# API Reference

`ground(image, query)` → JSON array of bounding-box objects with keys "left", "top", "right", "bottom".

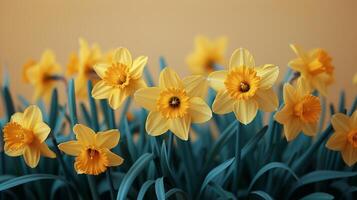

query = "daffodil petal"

[
  {"left": 92, "top": 80, "right": 113, "bottom": 99},
  {"left": 326, "top": 132, "right": 348, "bottom": 151},
  {"left": 40, "top": 143, "right": 56, "bottom": 158},
  {"left": 256, "top": 64, "right": 279, "bottom": 89},
  {"left": 233, "top": 99, "right": 258, "bottom": 125},
  {"left": 159, "top": 67, "right": 183, "bottom": 89},
  {"left": 229, "top": 48, "right": 255, "bottom": 69},
  {"left": 353, "top": 73, "right": 357, "bottom": 85},
  {"left": 109, "top": 89, "right": 127, "bottom": 109},
  {"left": 212, "top": 90, "right": 235, "bottom": 114},
  {"left": 274, "top": 106, "right": 293, "bottom": 124},
  {"left": 114, "top": 47, "right": 132, "bottom": 66},
  {"left": 10, "top": 112, "right": 24, "bottom": 124},
  {"left": 255, "top": 88, "right": 278, "bottom": 112},
  {"left": 289, "top": 59, "right": 305, "bottom": 72},
  {"left": 134, "top": 87, "right": 160, "bottom": 111},
  {"left": 33, "top": 122, "right": 51, "bottom": 143},
  {"left": 351, "top": 110, "right": 357, "bottom": 128},
  {"left": 283, "top": 83, "right": 296, "bottom": 103},
  {"left": 208, "top": 70, "right": 227, "bottom": 91},
  {"left": 311, "top": 74, "right": 328, "bottom": 96},
  {"left": 58, "top": 141, "right": 82, "bottom": 156},
  {"left": 145, "top": 111, "right": 169, "bottom": 136},
  {"left": 188, "top": 97, "right": 212, "bottom": 123},
  {"left": 130, "top": 56, "right": 148, "bottom": 79},
  {"left": 94, "top": 63, "right": 110, "bottom": 79},
  {"left": 341, "top": 144, "right": 357, "bottom": 167},
  {"left": 297, "top": 77, "right": 311, "bottom": 95},
  {"left": 73, "top": 124, "right": 96, "bottom": 146},
  {"left": 23, "top": 147, "right": 40, "bottom": 168},
  {"left": 169, "top": 116, "right": 191, "bottom": 141},
  {"left": 331, "top": 113, "right": 351, "bottom": 133},
  {"left": 4, "top": 143, "right": 24, "bottom": 156},
  {"left": 23, "top": 105, "right": 43, "bottom": 129},
  {"left": 183, "top": 75, "right": 208, "bottom": 98},
  {"left": 290, "top": 44, "right": 307, "bottom": 60},
  {"left": 96, "top": 129, "right": 120, "bottom": 149},
  {"left": 302, "top": 122, "right": 318, "bottom": 136},
  {"left": 284, "top": 119, "right": 301, "bottom": 141},
  {"left": 104, "top": 149, "right": 124, "bottom": 166}
]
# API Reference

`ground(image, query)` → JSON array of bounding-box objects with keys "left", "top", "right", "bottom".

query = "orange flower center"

[
  {"left": 293, "top": 95, "right": 321, "bottom": 123},
  {"left": 347, "top": 131, "right": 357, "bottom": 148},
  {"left": 3, "top": 122, "right": 36, "bottom": 152},
  {"left": 103, "top": 63, "right": 130, "bottom": 88},
  {"left": 224, "top": 66, "right": 260, "bottom": 100},
  {"left": 204, "top": 58, "right": 215, "bottom": 72},
  {"left": 308, "top": 49, "right": 334, "bottom": 76},
  {"left": 157, "top": 88, "right": 190, "bottom": 119},
  {"left": 75, "top": 147, "right": 109, "bottom": 175}
]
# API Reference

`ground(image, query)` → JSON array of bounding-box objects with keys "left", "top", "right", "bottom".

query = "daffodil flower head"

[
  {"left": 326, "top": 110, "right": 357, "bottom": 166},
  {"left": 187, "top": 36, "right": 227, "bottom": 75},
  {"left": 275, "top": 77, "right": 322, "bottom": 141},
  {"left": 2, "top": 105, "right": 56, "bottom": 168},
  {"left": 91, "top": 47, "right": 148, "bottom": 109},
  {"left": 289, "top": 44, "right": 334, "bottom": 96},
  {"left": 22, "top": 59, "right": 37, "bottom": 83},
  {"left": 58, "top": 124, "right": 124, "bottom": 175},
  {"left": 134, "top": 67, "right": 212, "bottom": 140},
  {"left": 208, "top": 48, "right": 279, "bottom": 125}
]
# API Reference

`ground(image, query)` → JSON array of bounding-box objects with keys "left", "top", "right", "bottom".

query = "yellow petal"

[
  {"left": 96, "top": 129, "right": 120, "bottom": 149},
  {"left": 33, "top": 122, "right": 51, "bottom": 143},
  {"left": 289, "top": 59, "right": 305, "bottom": 72},
  {"left": 145, "top": 111, "right": 169, "bottom": 136},
  {"left": 351, "top": 110, "right": 357, "bottom": 128},
  {"left": 208, "top": 70, "right": 227, "bottom": 91},
  {"left": 114, "top": 47, "right": 132, "bottom": 67},
  {"left": 58, "top": 141, "right": 82, "bottom": 156},
  {"left": 104, "top": 149, "right": 124, "bottom": 166},
  {"left": 23, "top": 105, "right": 43, "bottom": 129},
  {"left": 4, "top": 143, "right": 25, "bottom": 156},
  {"left": 109, "top": 89, "right": 127, "bottom": 109},
  {"left": 326, "top": 132, "right": 348, "bottom": 151},
  {"left": 169, "top": 116, "right": 191, "bottom": 141},
  {"left": 233, "top": 99, "right": 258, "bottom": 125},
  {"left": 188, "top": 97, "right": 212, "bottom": 123},
  {"left": 341, "top": 144, "right": 357, "bottom": 167},
  {"left": 274, "top": 105, "right": 293, "bottom": 124},
  {"left": 93, "top": 63, "right": 110, "bottom": 79},
  {"left": 212, "top": 90, "right": 235, "bottom": 114},
  {"left": 229, "top": 48, "right": 255, "bottom": 69},
  {"left": 256, "top": 64, "right": 279, "bottom": 89},
  {"left": 40, "top": 143, "right": 56, "bottom": 158},
  {"left": 302, "top": 122, "right": 318, "bottom": 136},
  {"left": 283, "top": 84, "right": 296, "bottom": 104},
  {"left": 353, "top": 73, "right": 357, "bottom": 85},
  {"left": 92, "top": 80, "right": 113, "bottom": 99},
  {"left": 159, "top": 67, "right": 183, "bottom": 89},
  {"left": 254, "top": 88, "right": 278, "bottom": 112},
  {"left": 183, "top": 75, "right": 208, "bottom": 98},
  {"left": 310, "top": 74, "right": 328, "bottom": 96},
  {"left": 296, "top": 76, "right": 311, "bottom": 95},
  {"left": 130, "top": 56, "right": 148, "bottom": 79},
  {"left": 284, "top": 119, "right": 302, "bottom": 141},
  {"left": 290, "top": 44, "right": 307, "bottom": 60},
  {"left": 134, "top": 87, "right": 161, "bottom": 111},
  {"left": 10, "top": 112, "right": 24, "bottom": 124},
  {"left": 331, "top": 113, "right": 351, "bottom": 133},
  {"left": 23, "top": 147, "right": 40, "bottom": 168},
  {"left": 73, "top": 124, "right": 96, "bottom": 146}
]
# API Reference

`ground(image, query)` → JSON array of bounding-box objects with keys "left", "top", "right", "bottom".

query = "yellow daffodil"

[
  {"left": 326, "top": 111, "right": 357, "bottom": 166},
  {"left": 66, "top": 52, "right": 79, "bottom": 76},
  {"left": 134, "top": 67, "right": 212, "bottom": 140},
  {"left": 25, "top": 50, "right": 62, "bottom": 101},
  {"left": 22, "top": 59, "right": 37, "bottom": 83},
  {"left": 187, "top": 36, "right": 227, "bottom": 75},
  {"left": 275, "top": 78, "right": 322, "bottom": 141},
  {"left": 353, "top": 73, "right": 357, "bottom": 85},
  {"left": 2, "top": 105, "right": 56, "bottom": 168},
  {"left": 208, "top": 48, "right": 279, "bottom": 125},
  {"left": 289, "top": 44, "right": 334, "bottom": 96},
  {"left": 91, "top": 47, "right": 148, "bottom": 109},
  {"left": 58, "top": 124, "right": 123, "bottom": 175}
]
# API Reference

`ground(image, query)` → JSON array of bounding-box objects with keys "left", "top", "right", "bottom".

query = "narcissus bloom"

[
  {"left": 2, "top": 105, "right": 56, "bottom": 168},
  {"left": 91, "top": 47, "right": 148, "bottom": 109},
  {"left": 208, "top": 48, "right": 279, "bottom": 125},
  {"left": 58, "top": 124, "right": 124, "bottom": 175},
  {"left": 22, "top": 59, "right": 37, "bottom": 83},
  {"left": 289, "top": 44, "right": 334, "bottom": 96},
  {"left": 187, "top": 36, "right": 227, "bottom": 75},
  {"left": 275, "top": 78, "right": 322, "bottom": 141},
  {"left": 326, "top": 111, "right": 357, "bottom": 166},
  {"left": 25, "top": 50, "right": 62, "bottom": 101},
  {"left": 134, "top": 67, "right": 212, "bottom": 140}
]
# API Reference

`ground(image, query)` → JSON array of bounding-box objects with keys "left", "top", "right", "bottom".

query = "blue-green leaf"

[
  {"left": 0, "top": 174, "right": 69, "bottom": 191},
  {"left": 299, "top": 192, "right": 334, "bottom": 200},
  {"left": 250, "top": 190, "right": 274, "bottom": 200},
  {"left": 165, "top": 188, "right": 188, "bottom": 199},
  {"left": 137, "top": 180, "right": 155, "bottom": 200},
  {"left": 155, "top": 177, "right": 165, "bottom": 200}
]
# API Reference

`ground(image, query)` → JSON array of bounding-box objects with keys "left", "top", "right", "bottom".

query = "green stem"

[{"left": 87, "top": 175, "right": 99, "bottom": 200}]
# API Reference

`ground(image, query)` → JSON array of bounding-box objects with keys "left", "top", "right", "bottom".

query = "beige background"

[{"left": 1, "top": 0, "right": 357, "bottom": 113}]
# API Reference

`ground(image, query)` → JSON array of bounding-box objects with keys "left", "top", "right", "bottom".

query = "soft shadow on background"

[{"left": 1, "top": 0, "right": 356, "bottom": 111}]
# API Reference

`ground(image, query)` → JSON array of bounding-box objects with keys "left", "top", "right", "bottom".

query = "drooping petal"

[
  {"left": 23, "top": 147, "right": 40, "bottom": 168},
  {"left": 145, "top": 111, "right": 169, "bottom": 136},
  {"left": 108, "top": 89, "right": 127, "bottom": 109},
  {"left": 256, "top": 64, "right": 279, "bottom": 89},
  {"left": 229, "top": 48, "right": 255, "bottom": 69},
  {"left": 58, "top": 141, "right": 82, "bottom": 156},
  {"left": 341, "top": 144, "right": 357, "bottom": 167},
  {"left": 212, "top": 90, "right": 235, "bottom": 114},
  {"left": 188, "top": 97, "right": 212, "bottom": 123},
  {"left": 183, "top": 75, "right": 208, "bottom": 98},
  {"left": 254, "top": 88, "right": 278, "bottom": 112},
  {"left": 40, "top": 143, "right": 56, "bottom": 158},
  {"left": 73, "top": 124, "right": 96, "bottom": 146},
  {"left": 33, "top": 122, "right": 51, "bottom": 143},
  {"left": 159, "top": 67, "right": 183, "bottom": 89},
  {"left": 208, "top": 70, "right": 227, "bottom": 91},
  {"left": 10, "top": 112, "right": 24, "bottom": 124},
  {"left": 233, "top": 99, "right": 258, "bottom": 125},
  {"left": 96, "top": 129, "right": 120, "bottom": 149},
  {"left": 169, "top": 116, "right": 191, "bottom": 141},
  {"left": 331, "top": 113, "right": 351, "bottom": 133},
  {"left": 93, "top": 63, "right": 110, "bottom": 79},
  {"left": 114, "top": 47, "right": 132, "bottom": 67},
  {"left": 92, "top": 80, "right": 113, "bottom": 99},
  {"left": 302, "top": 122, "right": 318, "bottom": 136},
  {"left": 284, "top": 119, "right": 302, "bottom": 141},
  {"left": 23, "top": 105, "right": 43, "bottom": 130},
  {"left": 134, "top": 87, "right": 161, "bottom": 111},
  {"left": 283, "top": 84, "right": 296, "bottom": 104},
  {"left": 326, "top": 132, "right": 348, "bottom": 151},
  {"left": 130, "top": 56, "right": 148, "bottom": 79},
  {"left": 104, "top": 149, "right": 124, "bottom": 166}
]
